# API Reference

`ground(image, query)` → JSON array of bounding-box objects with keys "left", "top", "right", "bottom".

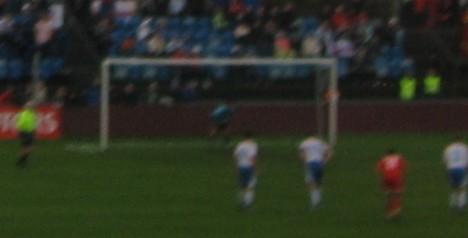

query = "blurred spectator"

[
  {"left": 399, "top": 71, "right": 417, "bottom": 101},
  {"left": 301, "top": 33, "right": 322, "bottom": 57},
  {"left": 93, "top": 17, "right": 114, "bottom": 56},
  {"left": 213, "top": 7, "right": 228, "bottom": 30},
  {"left": 181, "top": 80, "right": 199, "bottom": 102},
  {"left": 165, "top": 35, "right": 184, "bottom": 55},
  {"left": 33, "top": 81, "right": 48, "bottom": 104},
  {"left": 277, "top": 1, "right": 296, "bottom": 31},
  {"left": 228, "top": 0, "right": 246, "bottom": 19},
  {"left": 333, "top": 32, "right": 356, "bottom": 77},
  {"left": 115, "top": 0, "right": 137, "bottom": 17},
  {"left": 51, "top": 86, "right": 68, "bottom": 106},
  {"left": 137, "top": 17, "right": 153, "bottom": 41},
  {"left": 274, "top": 31, "right": 294, "bottom": 58},
  {"left": 0, "top": 14, "right": 14, "bottom": 43},
  {"left": 234, "top": 22, "right": 252, "bottom": 46},
  {"left": 147, "top": 33, "right": 166, "bottom": 56},
  {"left": 330, "top": 5, "right": 351, "bottom": 31},
  {"left": 315, "top": 21, "right": 335, "bottom": 56},
  {"left": 49, "top": 0, "right": 64, "bottom": 29},
  {"left": 120, "top": 36, "right": 136, "bottom": 55},
  {"left": 168, "top": 0, "right": 187, "bottom": 16},
  {"left": 35, "top": 13, "right": 55, "bottom": 55},
  {"left": 423, "top": 67, "right": 442, "bottom": 98},
  {"left": 120, "top": 82, "right": 139, "bottom": 105},
  {"left": 141, "top": 82, "right": 160, "bottom": 105}
]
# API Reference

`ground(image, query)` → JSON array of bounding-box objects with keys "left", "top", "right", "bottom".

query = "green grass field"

[{"left": 0, "top": 133, "right": 467, "bottom": 237}]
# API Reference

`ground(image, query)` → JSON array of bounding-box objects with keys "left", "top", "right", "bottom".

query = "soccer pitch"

[{"left": 0, "top": 133, "right": 467, "bottom": 237}]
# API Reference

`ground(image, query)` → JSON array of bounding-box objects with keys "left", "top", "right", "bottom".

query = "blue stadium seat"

[
  {"left": 168, "top": 18, "right": 183, "bottom": 30},
  {"left": 296, "top": 65, "right": 313, "bottom": 78},
  {"left": 389, "top": 46, "right": 404, "bottom": 60},
  {"left": 304, "top": 18, "right": 319, "bottom": 32},
  {"left": 113, "top": 65, "right": 130, "bottom": 80},
  {"left": 129, "top": 65, "right": 143, "bottom": 80},
  {"left": 216, "top": 44, "right": 232, "bottom": 57},
  {"left": 142, "top": 65, "right": 158, "bottom": 79},
  {"left": 374, "top": 56, "right": 389, "bottom": 79},
  {"left": 387, "top": 59, "right": 403, "bottom": 78},
  {"left": 134, "top": 42, "right": 148, "bottom": 55},
  {"left": 195, "top": 17, "right": 212, "bottom": 29},
  {"left": 183, "top": 17, "right": 196, "bottom": 28},
  {"left": 211, "top": 66, "right": 229, "bottom": 79},
  {"left": 7, "top": 59, "right": 24, "bottom": 80},
  {"left": 40, "top": 58, "right": 54, "bottom": 79},
  {"left": 337, "top": 58, "right": 350, "bottom": 78}
]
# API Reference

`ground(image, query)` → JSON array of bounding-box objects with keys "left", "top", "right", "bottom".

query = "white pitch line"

[{"left": 65, "top": 140, "right": 298, "bottom": 153}]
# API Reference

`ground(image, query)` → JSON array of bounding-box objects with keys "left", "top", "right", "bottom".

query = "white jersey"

[
  {"left": 444, "top": 142, "right": 468, "bottom": 170},
  {"left": 299, "top": 137, "right": 329, "bottom": 163},
  {"left": 234, "top": 140, "right": 258, "bottom": 168}
]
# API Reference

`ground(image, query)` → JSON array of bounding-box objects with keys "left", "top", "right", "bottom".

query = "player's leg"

[
  {"left": 16, "top": 132, "right": 35, "bottom": 169},
  {"left": 239, "top": 168, "right": 256, "bottom": 209},
  {"left": 386, "top": 192, "right": 403, "bottom": 219},
  {"left": 307, "top": 162, "right": 323, "bottom": 210},
  {"left": 384, "top": 179, "right": 403, "bottom": 219},
  {"left": 449, "top": 169, "right": 466, "bottom": 210}
]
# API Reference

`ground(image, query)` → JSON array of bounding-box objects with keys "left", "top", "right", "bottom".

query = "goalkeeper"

[
  {"left": 209, "top": 101, "right": 234, "bottom": 145},
  {"left": 15, "top": 101, "right": 38, "bottom": 169}
]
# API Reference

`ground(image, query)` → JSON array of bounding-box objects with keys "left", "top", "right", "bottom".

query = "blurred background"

[{"left": 0, "top": 0, "right": 467, "bottom": 106}]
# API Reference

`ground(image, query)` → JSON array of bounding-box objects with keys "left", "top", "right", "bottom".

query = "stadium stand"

[{"left": 1, "top": 0, "right": 468, "bottom": 106}]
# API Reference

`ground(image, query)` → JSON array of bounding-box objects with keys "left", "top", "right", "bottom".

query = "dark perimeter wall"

[{"left": 63, "top": 101, "right": 468, "bottom": 138}]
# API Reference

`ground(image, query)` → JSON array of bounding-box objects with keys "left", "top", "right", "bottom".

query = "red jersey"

[{"left": 376, "top": 154, "right": 407, "bottom": 180}]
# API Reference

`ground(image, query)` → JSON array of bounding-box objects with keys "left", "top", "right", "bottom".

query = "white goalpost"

[{"left": 100, "top": 58, "right": 339, "bottom": 151}]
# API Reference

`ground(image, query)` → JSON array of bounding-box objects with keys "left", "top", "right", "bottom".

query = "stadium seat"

[
  {"left": 129, "top": 65, "right": 143, "bottom": 80},
  {"left": 113, "top": 65, "right": 130, "bottom": 80},
  {"left": 142, "top": 65, "right": 158, "bottom": 79},
  {"left": 374, "top": 56, "right": 389, "bottom": 79},
  {"left": 304, "top": 18, "right": 319, "bottom": 32},
  {"left": 168, "top": 18, "right": 183, "bottom": 30},
  {"left": 7, "top": 59, "right": 24, "bottom": 80},
  {"left": 40, "top": 58, "right": 54, "bottom": 79},
  {"left": 183, "top": 17, "right": 196, "bottom": 28},
  {"left": 195, "top": 17, "right": 212, "bottom": 29},
  {"left": 296, "top": 65, "right": 313, "bottom": 78}
]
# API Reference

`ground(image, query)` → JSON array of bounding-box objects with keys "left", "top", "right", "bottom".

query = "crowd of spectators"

[{"left": 3, "top": 0, "right": 465, "bottom": 106}]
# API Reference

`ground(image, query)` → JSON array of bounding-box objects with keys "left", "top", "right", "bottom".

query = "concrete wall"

[{"left": 63, "top": 101, "right": 468, "bottom": 137}]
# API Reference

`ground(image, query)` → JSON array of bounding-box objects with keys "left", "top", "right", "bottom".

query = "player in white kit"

[
  {"left": 233, "top": 132, "right": 258, "bottom": 210},
  {"left": 299, "top": 135, "right": 332, "bottom": 211},
  {"left": 443, "top": 136, "right": 468, "bottom": 211}
]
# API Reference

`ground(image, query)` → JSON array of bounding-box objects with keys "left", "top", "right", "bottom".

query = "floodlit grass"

[{"left": 0, "top": 133, "right": 467, "bottom": 237}]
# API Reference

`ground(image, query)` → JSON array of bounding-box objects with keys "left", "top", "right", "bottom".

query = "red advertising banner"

[{"left": 0, "top": 105, "right": 62, "bottom": 140}]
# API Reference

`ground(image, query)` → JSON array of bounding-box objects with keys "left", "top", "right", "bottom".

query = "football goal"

[{"left": 99, "top": 58, "right": 338, "bottom": 151}]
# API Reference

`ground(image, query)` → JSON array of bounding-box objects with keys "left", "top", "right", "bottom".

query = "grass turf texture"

[{"left": 0, "top": 133, "right": 467, "bottom": 237}]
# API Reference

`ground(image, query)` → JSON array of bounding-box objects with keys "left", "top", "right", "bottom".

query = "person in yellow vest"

[
  {"left": 399, "top": 72, "right": 417, "bottom": 101},
  {"left": 15, "top": 101, "right": 38, "bottom": 169},
  {"left": 423, "top": 68, "right": 441, "bottom": 98}
]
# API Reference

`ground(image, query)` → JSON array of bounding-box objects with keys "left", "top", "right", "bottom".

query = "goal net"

[{"left": 99, "top": 58, "right": 338, "bottom": 150}]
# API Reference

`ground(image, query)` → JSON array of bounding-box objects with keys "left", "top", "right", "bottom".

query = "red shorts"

[{"left": 382, "top": 177, "right": 404, "bottom": 193}]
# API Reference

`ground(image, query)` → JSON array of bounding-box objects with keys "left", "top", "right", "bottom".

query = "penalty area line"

[{"left": 65, "top": 140, "right": 296, "bottom": 153}]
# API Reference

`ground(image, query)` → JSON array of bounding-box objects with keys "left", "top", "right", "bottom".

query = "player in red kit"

[{"left": 376, "top": 149, "right": 408, "bottom": 219}]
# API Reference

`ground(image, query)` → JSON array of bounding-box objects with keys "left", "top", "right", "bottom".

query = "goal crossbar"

[{"left": 100, "top": 57, "right": 339, "bottom": 150}]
